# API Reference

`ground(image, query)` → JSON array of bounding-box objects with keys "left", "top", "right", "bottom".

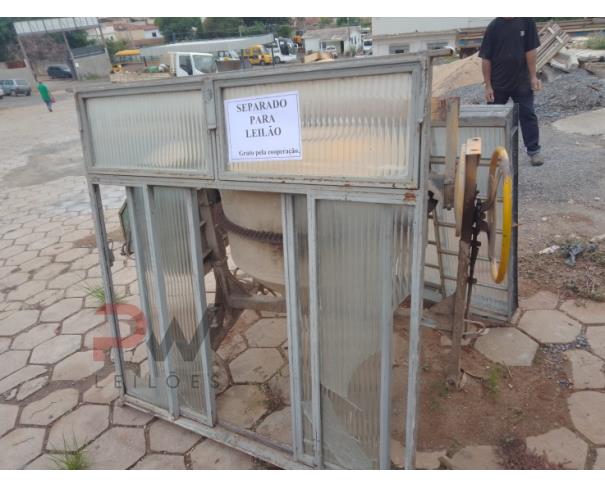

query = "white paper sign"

[{"left": 224, "top": 91, "right": 302, "bottom": 163}]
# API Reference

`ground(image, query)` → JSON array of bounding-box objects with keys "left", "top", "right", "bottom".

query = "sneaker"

[{"left": 530, "top": 152, "right": 544, "bottom": 166}]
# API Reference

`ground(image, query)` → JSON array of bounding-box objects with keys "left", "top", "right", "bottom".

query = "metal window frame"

[
  {"left": 81, "top": 52, "right": 436, "bottom": 470},
  {"left": 211, "top": 59, "right": 425, "bottom": 189},
  {"left": 76, "top": 81, "right": 215, "bottom": 179}
]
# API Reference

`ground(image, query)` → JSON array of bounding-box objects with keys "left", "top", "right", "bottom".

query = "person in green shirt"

[{"left": 37, "top": 81, "right": 53, "bottom": 112}]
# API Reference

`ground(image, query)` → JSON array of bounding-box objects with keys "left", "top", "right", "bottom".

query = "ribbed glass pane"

[
  {"left": 153, "top": 187, "right": 207, "bottom": 416},
  {"left": 431, "top": 126, "right": 505, "bottom": 159},
  {"left": 294, "top": 199, "right": 412, "bottom": 469},
  {"left": 125, "top": 187, "right": 169, "bottom": 410},
  {"left": 223, "top": 72, "right": 414, "bottom": 182},
  {"left": 125, "top": 188, "right": 208, "bottom": 416},
  {"left": 87, "top": 91, "right": 210, "bottom": 173}
]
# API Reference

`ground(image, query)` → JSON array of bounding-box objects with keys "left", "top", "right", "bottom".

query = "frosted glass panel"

[
  {"left": 153, "top": 187, "right": 207, "bottom": 416},
  {"left": 125, "top": 188, "right": 169, "bottom": 410},
  {"left": 126, "top": 187, "right": 208, "bottom": 417},
  {"left": 294, "top": 199, "right": 413, "bottom": 469},
  {"left": 223, "top": 72, "right": 415, "bottom": 182},
  {"left": 87, "top": 91, "right": 211, "bottom": 173}
]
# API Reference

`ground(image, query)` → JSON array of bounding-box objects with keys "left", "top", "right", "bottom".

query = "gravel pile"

[{"left": 447, "top": 68, "right": 605, "bottom": 121}]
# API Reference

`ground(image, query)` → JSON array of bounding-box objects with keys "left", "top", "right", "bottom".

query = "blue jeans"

[
  {"left": 44, "top": 100, "right": 53, "bottom": 112},
  {"left": 491, "top": 88, "right": 540, "bottom": 156}
]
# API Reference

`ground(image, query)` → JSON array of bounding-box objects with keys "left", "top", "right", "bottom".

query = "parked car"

[
  {"left": 47, "top": 65, "right": 73, "bottom": 79},
  {"left": 363, "top": 39, "right": 373, "bottom": 55},
  {"left": 324, "top": 46, "right": 339, "bottom": 58},
  {"left": 0, "top": 87, "right": 4, "bottom": 99},
  {"left": 0, "top": 79, "right": 31, "bottom": 96}
]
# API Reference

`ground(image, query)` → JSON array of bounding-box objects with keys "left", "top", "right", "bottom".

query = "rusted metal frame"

[
  {"left": 87, "top": 182, "right": 126, "bottom": 398},
  {"left": 446, "top": 140, "right": 481, "bottom": 385},
  {"left": 122, "top": 393, "right": 309, "bottom": 470},
  {"left": 404, "top": 55, "right": 432, "bottom": 471}
]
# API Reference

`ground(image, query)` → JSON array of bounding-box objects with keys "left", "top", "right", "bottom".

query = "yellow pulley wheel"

[
  {"left": 486, "top": 147, "right": 513, "bottom": 284},
  {"left": 453, "top": 143, "right": 467, "bottom": 237}
]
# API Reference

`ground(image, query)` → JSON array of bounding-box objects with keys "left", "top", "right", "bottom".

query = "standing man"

[
  {"left": 37, "top": 80, "right": 53, "bottom": 112},
  {"left": 479, "top": 18, "right": 543, "bottom": 166}
]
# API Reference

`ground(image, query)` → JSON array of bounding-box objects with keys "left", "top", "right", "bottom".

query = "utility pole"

[
  {"left": 15, "top": 35, "right": 37, "bottom": 83},
  {"left": 62, "top": 31, "right": 79, "bottom": 80}
]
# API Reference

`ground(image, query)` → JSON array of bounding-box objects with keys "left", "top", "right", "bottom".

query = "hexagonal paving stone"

[
  {"left": 587, "top": 327, "right": 605, "bottom": 360},
  {"left": 40, "top": 298, "right": 82, "bottom": 322},
  {"left": 450, "top": 445, "right": 501, "bottom": 469},
  {"left": 4, "top": 250, "right": 38, "bottom": 267},
  {"left": 61, "top": 229, "right": 95, "bottom": 243},
  {"left": 111, "top": 267, "right": 138, "bottom": 286},
  {"left": 71, "top": 254, "right": 100, "bottom": 270},
  {"left": 112, "top": 403, "right": 153, "bottom": 426},
  {"left": 474, "top": 327, "right": 538, "bottom": 366},
  {"left": 216, "top": 385, "right": 269, "bottom": 428},
  {"left": 4, "top": 227, "right": 32, "bottom": 240},
  {"left": 568, "top": 391, "right": 605, "bottom": 444},
  {"left": 518, "top": 310, "right": 582, "bottom": 344},
  {"left": 267, "top": 364, "right": 290, "bottom": 406},
  {"left": 564, "top": 350, "right": 605, "bottom": 389},
  {"left": 17, "top": 375, "right": 50, "bottom": 401},
  {"left": 595, "top": 449, "right": 605, "bottom": 469},
  {"left": 0, "top": 244, "right": 26, "bottom": 259},
  {"left": 526, "top": 427, "right": 588, "bottom": 469},
  {"left": 47, "top": 404, "right": 110, "bottom": 449},
  {"left": 87, "top": 427, "right": 146, "bottom": 469},
  {"left": 19, "top": 256, "right": 52, "bottom": 272},
  {"left": 25, "top": 289, "right": 64, "bottom": 308},
  {"left": 0, "top": 350, "right": 29, "bottom": 380},
  {"left": 1, "top": 271, "right": 29, "bottom": 288},
  {"left": 0, "top": 365, "right": 47, "bottom": 395},
  {"left": 48, "top": 271, "right": 85, "bottom": 290},
  {"left": 52, "top": 350, "right": 104, "bottom": 381},
  {"left": 31, "top": 237, "right": 62, "bottom": 253},
  {"left": 256, "top": 407, "right": 292, "bottom": 445},
  {"left": 7, "top": 279, "right": 46, "bottom": 302},
  {"left": 230, "top": 348, "right": 284, "bottom": 383},
  {"left": 32, "top": 263, "right": 69, "bottom": 281},
  {"left": 24, "top": 454, "right": 57, "bottom": 470},
  {"left": 84, "top": 322, "right": 129, "bottom": 350},
  {"left": 20, "top": 388, "right": 79, "bottom": 425},
  {"left": 0, "top": 428, "right": 45, "bottom": 469},
  {"left": 133, "top": 454, "right": 186, "bottom": 469},
  {"left": 245, "top": 317, "right": 288, "bottom": 348},
  {"left": 83, "top": 373, "right": 120, "bottom": 404},
  {"left": 149, "top": 420, "right": 201, "bottom": 453},
  {"left": 0, "top": 403, "right": 19, "bottom": 436},
  {"left": 55, "top": 247, "right": 90, "bottom": 263},
  {"left": 62, "top": 308, "right": 107, "bottom": 334},
  {"left": 30, "top": 334, "right": 81, "bottom": 364},
  {"left": 0, "top": 337, "right": 9, "bottom": 353},
  {"left": 190, "top": 439, "right": 255, "bottom": 469},
  {"left": 561, "top": 300, "right": 605, "bottom": 325},
  {"left": 217, "top": 332, "right": 247, "bottom": 362},
  {"left": 14, "top": 233, "right": 45, "bottom": 246},
  {"left": 11, "top": 323, "right": 59, "bottom": 350},
  {"left": 0, "top": 309, "right": 40, "bottom": 336}
]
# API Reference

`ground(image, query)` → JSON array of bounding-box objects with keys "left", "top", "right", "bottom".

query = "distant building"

[
  {"left": 302, "top": 26, "right": 363, "bottom": 55},
  {"left": 371, "top": 17, "right": 491, "bottom": 56},
  {"left": 88, "top": 18, "right": 163, "bottom": 47}
]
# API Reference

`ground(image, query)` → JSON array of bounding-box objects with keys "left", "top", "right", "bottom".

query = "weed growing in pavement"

[
  {"left": 49, "top": 436, "right": 89, "bottom": 470},
  {"left": 82, "top": 282, "right": 126, "bottom": 307},
  {"left": 485, "top": 365, "right": 503, "bottom": 395},
  {"left": 586, "top": 35, "right": 605, "bottom": 50}
]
